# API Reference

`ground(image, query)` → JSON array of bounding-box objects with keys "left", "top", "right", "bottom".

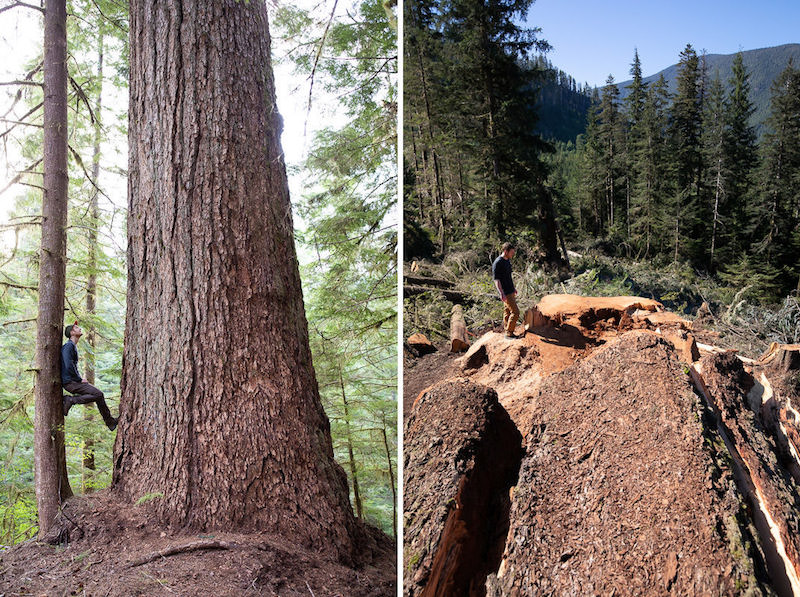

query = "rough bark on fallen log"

[
  {"left": 450, "top": 304, "right": 469, "bottom": 353},
  {"left": 403, "top": 285, "right": 470, "bottom": 304}
]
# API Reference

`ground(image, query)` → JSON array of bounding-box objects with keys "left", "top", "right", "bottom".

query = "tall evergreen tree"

[
  {"left": 623, "top": 49, "right": 647, "bottom": 241},
  {"left": 724, "top": 52, "right": 757, "bottom": 256},
  {"left": 577, "top": 92, "right": 605, "bottom": 237},
  {"left": 669, "top": 44, "right": 703, "bottom": 262},
  {"left": 443, "top": 0, "right": 552, "bottom": 241},
  {"left": 403, "top": 0, "right": 563, "bottom": 264},
  {"left": 34, "top": 0, "right": 73, "bottom": 537},
  {"left": 630, "top": 74, "right": 670, "bottom": 257},
  {"left": 752, "top": 60, "right": 800, "bottom": 290},
  {"left": 115, "top": 0, "right": 363, "bottom": 563},
  {"left": 597, "top": 74, "right": 624, "bottom": 237},
  {"left": 701, "top": 73, "right": 729, "bottom": 269}
]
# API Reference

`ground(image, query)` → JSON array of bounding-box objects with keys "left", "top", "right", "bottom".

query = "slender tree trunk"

[
  {"left": 626, "top": 173, "right": 630, "bottom": 239},
  {"left": 83, "top": 32, "right": 104, "bottom": 491},
  {"left": 338, "top": 368, "right": 363, "bottom": 519},
  {"left": 380, "top": 412, "right": 396, "bottom": 538},
  {"left": 608, "top": 138, "right": 615, "bottom": 230},
  {"left": 113, "top": 0, "right": 359, "bottom": 564},
  {"left": 34, "top": 0, "right": 72, "bottom": 537},
  {"left": 674, "top": 197, "right": 681, "bottom": 263},
  {"left": 710, "top": 157, "right": 722, "bottom": 270}
]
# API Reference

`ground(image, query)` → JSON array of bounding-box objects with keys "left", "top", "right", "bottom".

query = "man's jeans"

[
  {"left": 503, "top": 293, "right": 520, "bottom": 334},
  {"left": 63, "top": 381, "right": 116, "bottom": 429}
]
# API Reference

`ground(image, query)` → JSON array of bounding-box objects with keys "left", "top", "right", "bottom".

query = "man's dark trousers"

[{"left": 63, "top": 381, "right": 116, "bottom": 429}]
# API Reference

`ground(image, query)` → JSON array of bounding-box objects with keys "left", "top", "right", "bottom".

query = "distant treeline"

[{"left": 548, "top": 45, "right": 800, "bottom": 297}]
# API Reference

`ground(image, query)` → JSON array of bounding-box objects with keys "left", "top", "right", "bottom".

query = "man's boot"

[{"left": 62, "top": 395, "right": 74, "bottom": 417}]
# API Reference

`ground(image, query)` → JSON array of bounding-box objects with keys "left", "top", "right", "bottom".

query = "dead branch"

[
  {"left": 0, "top": 118, "right": 44, "bottom": 130},
  {"left": 2, "top": 62, "right": 43, "bottom": 119},
  {"left": 0, "top": 157, "right": 43, "bottom": 196},
  {"left": 305, "top": 0, "right": 339, "bottom": 138},
  {"left": 69, "top": 76, "right": 96, "bottom": 124},
  {"left": 0, "top": 80, "right": 42, "bottom": 87},
  {"left": 0, "top": 281, "right": 38, "bottom": 291},
  {"left": 127, "top": 540, "right": 236, "bottom": 568},
  {"left": 403, "top": 284, "right": 471, "bottom": 304},
  {"left": 403, "top": 274, "right": 455, "bottom": 288},
  {"left": 2, "top": 316, "right": 37, "bottom": 326},
  {"left": 0, "top": 1, "right": 44, "bottom": 14},
  {"left": 67, "top": 143, "right": 110, "bottom": 201}
]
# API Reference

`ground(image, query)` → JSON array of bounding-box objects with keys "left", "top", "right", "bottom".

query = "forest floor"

[{"left": 0, "top": 493, "right": 396, "bottom": 597}]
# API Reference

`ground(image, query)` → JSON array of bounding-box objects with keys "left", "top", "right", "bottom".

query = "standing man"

[
  {"left": 492, "top": 242, "right": 520, "bottom": 338},
  {"left": 61, "top": 322, "right": 118, "bottom": 431}
]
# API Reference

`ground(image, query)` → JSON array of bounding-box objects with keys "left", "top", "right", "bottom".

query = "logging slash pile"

[{"left": 404, "top": 293, "right": 800, "bottom": 596}]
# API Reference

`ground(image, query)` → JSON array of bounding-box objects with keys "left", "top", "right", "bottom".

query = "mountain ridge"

[
  {"left": 534, "top": 43, "right": 800, "bottom": 143},
  {"left": 616, "top": 43, "right": 800, "bottom": 132}
]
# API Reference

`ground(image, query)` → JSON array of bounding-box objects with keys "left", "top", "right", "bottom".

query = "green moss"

[{"left": 135, "top": 491, "right": 164, "bottom": 505}]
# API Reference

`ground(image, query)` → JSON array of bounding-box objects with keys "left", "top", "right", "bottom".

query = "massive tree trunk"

[
  {"left": 34, "top": 0, "right": 73, "bottom": 537},
  {"left": 113, "top": 0, "right": 359, "bottom": 564}
]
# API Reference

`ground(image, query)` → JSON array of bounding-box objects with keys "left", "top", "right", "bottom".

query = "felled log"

[
  {"left": 403, "top": 275, "right": 456, "bottom": 289},
  {"left": 404, "top": 285, "right": 470, "bottom": 304},
  {"left": 450, "top": 304, "right": 469, "bottom": 353}
]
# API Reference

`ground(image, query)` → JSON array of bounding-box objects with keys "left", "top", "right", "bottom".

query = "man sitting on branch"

[{"left": 61, "top": 322, "right": 118, "bottom": 431}]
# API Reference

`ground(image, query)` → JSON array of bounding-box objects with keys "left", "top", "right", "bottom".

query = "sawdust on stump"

[{"left": 488, "top": 332, "right": 768, "bottom": 595}]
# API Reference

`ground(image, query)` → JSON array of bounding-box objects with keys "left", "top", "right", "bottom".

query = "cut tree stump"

[
  {"left": 761, "top": 343, "right": 800, "bottom": 374},
  {"left": 450, "top": 305, "right": 469, "bottom": 353},
  {"left": 408, "top": 333, "right": 436, "bottom": 355}
]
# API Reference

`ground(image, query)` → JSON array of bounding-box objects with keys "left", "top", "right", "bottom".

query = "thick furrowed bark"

[{"left": 113, "top": 0, "right": 358, "bottom": 563}]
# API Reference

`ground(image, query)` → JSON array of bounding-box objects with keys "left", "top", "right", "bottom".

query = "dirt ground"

[{"left": 0, "top": 493, "right": 396, "bottom": 597}]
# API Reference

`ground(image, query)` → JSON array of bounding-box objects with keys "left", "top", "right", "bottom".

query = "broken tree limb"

[
  {"left": 450, "top": 304, "right": 469, "bottom": 353},
  {"left": 127, "top": 540, "right": 235, "bottom": 568},
  {"left": 403, "top": 285, "right": 470, "bottom": 304}
]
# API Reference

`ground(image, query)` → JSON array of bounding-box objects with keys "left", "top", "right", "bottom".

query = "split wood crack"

[{"left": 127, "top": 539, "right": 236, "bottom": 568}]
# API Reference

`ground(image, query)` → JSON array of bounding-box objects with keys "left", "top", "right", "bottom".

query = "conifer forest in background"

[
  {"left": 0, "top": 0, "right": 397, "bottom": 544},
  {"left": 404, "top": 0, "right": 800, "bottom": 309}
]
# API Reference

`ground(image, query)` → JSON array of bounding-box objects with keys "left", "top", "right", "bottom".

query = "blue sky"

[{"left": 526, "top": 0, "right": 800, "bottom": 87}]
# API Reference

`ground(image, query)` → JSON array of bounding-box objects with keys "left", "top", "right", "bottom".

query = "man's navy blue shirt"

[
  {"left": 492, "top": 255, "right": 515, "bottom": 296},
  {"left": 61, "top": 341, "right": 81, "bottom": 385}
]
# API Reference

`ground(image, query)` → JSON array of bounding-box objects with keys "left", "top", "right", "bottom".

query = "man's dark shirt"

[
  {"left": 61, "top": 341, "right": 81, "bottom": 385},
  {"left": 492, "top": 255, "right": 515, "bottom": 296}
]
